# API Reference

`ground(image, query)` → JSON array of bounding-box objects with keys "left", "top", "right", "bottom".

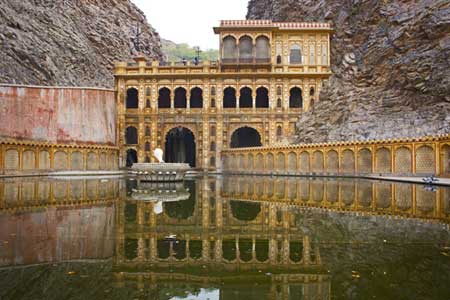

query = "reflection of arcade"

[
  {"left": 0, "top": 178, "right": 120, "bottom": 211},
  {"left": 116, "top": 178, "right": 330, "bottom": 299},
  {"left": 221, "top": 176, "right": 450, "bottom": 221},
  {"left": 0, "top": 178, "right": 120, "bottom": 267}
]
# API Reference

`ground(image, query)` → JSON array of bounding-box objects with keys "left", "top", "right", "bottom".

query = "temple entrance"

[
  {"left": 165, "top": 127, "right": 196, "bottom": 167},
  {"left": 125, "top": 149, "right": 137, "bottom": 167},
  {"left": 230, "top": 127, "right": 262, "bottom": 148}
]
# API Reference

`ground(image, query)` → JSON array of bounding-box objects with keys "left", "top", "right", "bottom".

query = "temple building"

[{"left": 115, "top": 20, "right": 333, "bottom": 170}]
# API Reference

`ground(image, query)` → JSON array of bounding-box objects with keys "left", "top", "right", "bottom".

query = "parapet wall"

[
  {"left": 0, "top": 85, "right": 119, "bottom": 174},
  {"left": 221, "top": 135, "right": 450, "bottom": 177}
]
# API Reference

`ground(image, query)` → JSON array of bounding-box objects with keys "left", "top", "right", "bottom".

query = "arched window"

[
  {"left": 255, "top": 87, "right": 269, "bottom": 108},
  {"left": 125, "top": 127, "right": 138, "bottom": 144},
  {"left": 145, "top": 99, "right": 151, "bottom": 108},
  {"left": 239, "top": 36, "right": 253, "bottom": 63},
  {"left": 289, "top": 87, "right": 303, "bottom": 108},
  {"left": 174, "top": 87, "right": 187, "bottom": 108},
  {"left": 145, "top": 142, "right": 150, "bottom": 151},
  {"left": 210, "top": 141, "right": 216, "bottom": 152},
  {"left": 145, "top": 156, "right": 150, "bottom": 163},
  {"left": 223, "top": 36, "right": 237, "bottom": 62},
  {"left": 190, "top": 87, "right": 203, "bottom": 108},
  {"left": 210, "top": 156, "right": 216, "bottom": 167},
  {"left": 145, "top": 126, "right": 151, "bottom": 136},
  {"left": 276, "top": 55, "right": 282, "bottom": 64},
  {"left": 158, "top": 87, "right": 171, "bottom": 108},
  {"left": 223, "top": 87, "right": 236, "bottom": 108},
  {"left": 211, "top": 125, "right": 216, "bottom": 136},
  {"left": 126, "top": 88, "right": 138, "bottom": 109},
  {"left": 310, "top": 87, "right": 315, "bottom": 96},
  {"left": 239, "top": 87, "right": 252, "bottom": 108},
  {"left": 210, "top": 98, "right": 216, "bottom": 108},
  {"left": 255, "top": 36, "right": 270, "bottom": 62},
  {"left": 289, "top": 44, "right": 302, "bottom": 64},
  {"left": 210, "top": 86, "right": 216, "bottom": 96}
]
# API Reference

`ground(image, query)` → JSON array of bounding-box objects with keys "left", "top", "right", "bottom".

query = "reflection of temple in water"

[
  {"left": 2, "top": 176, "right": 450, "bottom": 299},
  {"left": 117, "top": 178, "right": 330, "bottom": 299}
]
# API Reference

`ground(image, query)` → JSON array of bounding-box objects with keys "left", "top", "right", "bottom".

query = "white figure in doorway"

[{"left": 153, "top": 148, "right": 164, "bottom": 163}]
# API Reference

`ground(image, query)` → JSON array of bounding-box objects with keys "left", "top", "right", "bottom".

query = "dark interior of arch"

[
  {"left": 158, "top": 88, "right": 170, "bottom": 108},
  {"left": 256, "top": 87, "right": 269, "bottom": 108},
  {"left": 230, "top": 200, "right": 261, "bottom": 221},
  {"left": 165, "top": 127, "right": 196, "bottom": 167},
  {"left": 289, "top": 87, "right": 303, "bottom": 108},
  {"left": 125, "top": 127, "right": 138, "bottom": 144},
  {"left": 164, "top": 180, "right": 196, "bottom": 219},
  {"left": 126, "top": 88, "right": 138, "bottom": 109},
  {"left": 190, "top": 87, "right": 203, "bottom": 108},
  {"left": 239, "top": 239, "right": 253, "bottom": 262},
  {"left": 239, "top": 87, "right": 252, "bottom": 108},
  {"left": 189, "top": 240, "right": 202, "bottom": 259},
  {"left": 230, "top": 127, "right": 262, "bottom": 148},
  {"left": 223, "top": 87, "right": 236, "bottom": 108},
  {"left": 174, "top": 88, "right": 187, "bottom": 108},
  {"left": 125, "top": 149, "right": 137, "bottom": 167}
]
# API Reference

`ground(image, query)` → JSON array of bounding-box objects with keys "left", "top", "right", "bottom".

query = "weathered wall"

[{"left": 0, "top": 85, "right": 116, "bottom": 145}]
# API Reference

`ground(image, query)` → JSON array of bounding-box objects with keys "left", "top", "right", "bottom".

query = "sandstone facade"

[{"left": 247, "top": 0, "right": 450, "bottom": 143}]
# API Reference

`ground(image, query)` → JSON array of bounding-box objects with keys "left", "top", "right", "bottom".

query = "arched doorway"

[
  {"left": 126, "top": 88, "right": 138, "bottom": 109},
  {"left": 174, "top": 87, "right": 187, "bottom": 108},
  {"left": 125, "top": 126, "right": 138, "bottom": 145},
  {"left": 289, "top": 87, "right": 303, "bottom": 108},
  {"left": 126, "top": 149, "right": 137, "bottom": 167},
  {"left": 165, "top": 127, "right": 196, "bottom": 167},
  {"left": 239, "top": 87, "right": 252, "bottom": 108},
  {"left": 223, "top": 87, "right": 236, "bottom": 108},
  {"left": 190, "top": 87, "right": 203, "bottom": 108},
  {"left": 158, "top": 87, "right": 171, "bottom": 108},
  {"left": 230, "top": 127, "right": 262, "bottom": 148}
]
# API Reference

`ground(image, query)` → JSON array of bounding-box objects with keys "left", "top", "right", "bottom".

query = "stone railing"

[
  {"left": 221, "top": 135, "right": 450, "bottom": 177},
  {"left": 0, "top": 139, "right": 120, "bottom": 175}
]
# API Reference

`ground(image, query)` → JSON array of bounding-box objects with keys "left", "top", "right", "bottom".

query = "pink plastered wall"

[{"left": 0, "top": 85, "right": 116, "bottom": 145}]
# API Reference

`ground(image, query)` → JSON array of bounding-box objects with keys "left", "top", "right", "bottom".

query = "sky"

[{"left": 131, "top": 0, "right": 248, "bottom": 50}]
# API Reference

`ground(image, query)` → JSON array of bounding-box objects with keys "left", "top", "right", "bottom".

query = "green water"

[{"left": 0, "top": 175, "right": 449, "bottom": 299}]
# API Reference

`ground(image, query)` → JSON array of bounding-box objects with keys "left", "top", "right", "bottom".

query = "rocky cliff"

[
  {"left": 247, "top": 0, "right": 450, "bottom": 142},
  {"left": 0, "top": 0, "right": 163, "bottom": 88}
]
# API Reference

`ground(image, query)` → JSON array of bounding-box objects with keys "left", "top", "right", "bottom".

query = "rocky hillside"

[
  {"left": 248, "top": 0, "right": 450, "bottom": 143},
  {"left": 0, "top": 0, "right": 164, "bottom": 88}
]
